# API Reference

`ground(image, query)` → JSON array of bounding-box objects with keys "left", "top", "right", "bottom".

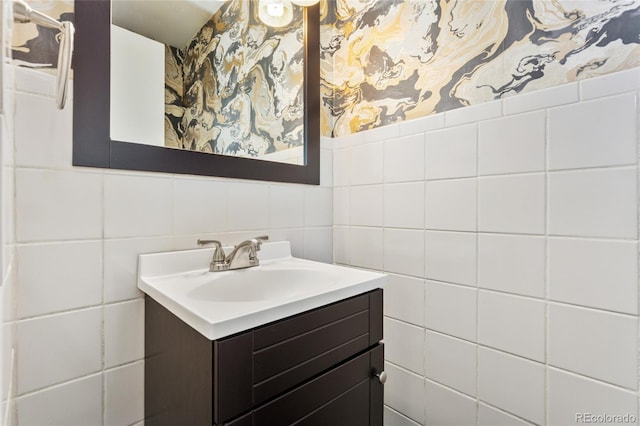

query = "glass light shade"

[
  {"left": 258, "top": 0, "right": 294, "bottom": 27},
  {"left": 290, "top": 0, "right": 320, "bottom": 5}
]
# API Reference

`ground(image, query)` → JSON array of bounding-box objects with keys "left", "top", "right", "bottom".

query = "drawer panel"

[
  {"left": 253, "top": 310, "right": 369, "bottom": 382},
  {"left": 252, "top": 349, "right": 373, "bottom": 426},
  {"left": 254, "top": 293, "right": 369, "bottom": 350}
]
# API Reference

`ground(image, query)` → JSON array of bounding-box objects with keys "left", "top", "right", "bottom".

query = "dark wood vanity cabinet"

[{"left": 145, "top": 289, "right": 384, "bottom": 426}]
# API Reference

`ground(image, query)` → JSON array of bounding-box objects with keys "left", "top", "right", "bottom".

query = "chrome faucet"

[{"left": 197, "top": 236, "right": 269, "bottom": 272}]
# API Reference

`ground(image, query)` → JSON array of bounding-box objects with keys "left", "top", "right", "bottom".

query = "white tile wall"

[
  {"left": 548, "top": 304, "right": 638, "bottom": 389},
  {"left": 383, "top": 274, "right": 425, "bottom": 327},
  {"left": 478, "top": 174, "right": 545, "bottom": 234},
  {"left": 384, "top": 182, "right": 425, "bottom": 229},
  {"left": 384, "top": 317, "right": 424, "bottom": 375},
  {"left": 424, "top": 331, "right": 476, "bottom": 397},
  {"left": 425, "top": 281, "right": 477, "bottom": 341},
  {"left": 425, "top": 380, "right": 477, "bottom": 426},
  {"left": 478, "top": 111, "right": 545, "bottom": 175},
  {"left": 548, "top": 368, "right": 639, "bottom": 426},
  {"left": 333, "top": 70, "right": 640, "bottom": 426},
  {"left": 478, "top": 291, "right": 545, "bottom": 362},
  {"left": 478, "top": 234, "right": 545, "bottom": 297},
  {"left": 425, "top": 179, "right": 476, "bottom": 231},
  {"left": 350, "top": 185, "right": 383, "bottom": 227},
  {"left": 548, "top": 94, "right": 637, "bottom": 170},
  {"left": 105, "top": 361, "right": 144, "bottom": 426},
  {"left": 10, "top": 65, "right": 334, "bottom": 426},
  {"left": 425, "top": 124, "right": 477, "bottom": 179},
  {"left": 548, "top": 238, "right": 638, "bottom": 314},
  {"left": 478, "top": 347, "right": 545, "bottom": 425},
  {"left": 425, "top": 231, "right": 476, "bottom": 286},
  {"left": 548, "top": 168, "right": 638, "bottom": 239}
]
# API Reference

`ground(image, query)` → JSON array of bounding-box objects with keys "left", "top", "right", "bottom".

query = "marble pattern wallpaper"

[
  {"left": 169, "top": 0, "right": 306, "bottom": 159},
  {"left": 10, "top": 0, "right": 640, "bottom": 140},
  {"left": 320, "top": 0, "right": 640, "bottom": 137}
]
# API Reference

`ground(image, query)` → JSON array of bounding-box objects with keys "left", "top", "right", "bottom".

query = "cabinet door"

[{"left": 227, "top": 344, "right": 384, "bottom": 426}]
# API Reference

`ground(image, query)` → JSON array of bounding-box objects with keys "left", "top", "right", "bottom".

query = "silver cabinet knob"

[{"left": 375, "top": 371, "right": 387, "bottom": 384}]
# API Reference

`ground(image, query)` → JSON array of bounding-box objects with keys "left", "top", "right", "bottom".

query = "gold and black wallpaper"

[
  {"left": 11, "top": 0, "right": 640, "bottom": 140},
  {"left": 169, "top": 0, "right": 306, "bottom": 159},
  {"left": 320, "top": 0, "right": 640, "bottom": 137}
]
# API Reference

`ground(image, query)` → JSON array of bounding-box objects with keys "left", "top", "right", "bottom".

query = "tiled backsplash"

[
  {"left": 4, "top": 66, "right": 333, "bottom": 425},
  {"left": 333, "top": 67, "right": 640, "bottom": 426}
]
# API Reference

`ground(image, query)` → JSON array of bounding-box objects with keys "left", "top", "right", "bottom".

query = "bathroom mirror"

[{"left": 72, "top": 0, "right": 320, "bottom": 184}]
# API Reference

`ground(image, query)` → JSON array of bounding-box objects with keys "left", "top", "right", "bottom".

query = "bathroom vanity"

[{"left": 138, "top": 241, "right": 386, "bottom": 426}]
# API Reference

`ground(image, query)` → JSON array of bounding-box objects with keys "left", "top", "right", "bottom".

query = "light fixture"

[
  {"left": 258, "top": 0, "right": 294, "bottom": 27},
  {"left": 290, "top": 0, "right": 320, "bottom": 5}
]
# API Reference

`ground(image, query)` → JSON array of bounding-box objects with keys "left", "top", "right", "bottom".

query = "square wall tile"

[
  {"left": 15, "top": 91, "right": 73, "bottom": 169},
  {"left": 227, "top": 182, "right": 270, "bottom": 231},
  {"left": 549, "top": 94, "right": 636, "bottom": 170},
  {"left": 320, "top": 147, "right": 333, "bottom": 187},
  {"left": 333, "top": 147, "right": 350, "bottom": 187},
  {"left": 384, "top": 133, "right": 425, "bottom": 183},
  {"left": 548, "top": 168, "right": 637, "bottom": 239},
  {"left": 17, "top": 241, "right": 102, "bottom": 318},
  {"left": 478, "top": 111, "right": 545, "bottom": 175},
  {"left": 304, "top": 187, "right": 332, "bottom": 227},
  {"left": 478, "top": 234, "right": 545, "bottom": 298},
  {"left": 384, "top": 362, "right": 425, "bottom": 425},
  {"left": 548, "top": 368, "right": 639, "bottom": 426},
  {"left": 173, "top": 177, "right": 227, "bottom": 235},
  {"left": 350, "top": 141, "right": 383, "bottom": 185},
  {"left": 425, "top": 231, "right": 476, "bottom": 287},
  {"left": 18, "top": 307, "right": 102, "bottom": 394},
  {"left": 103, "top": 236, "right": 174, "bottom": 303},
  {"left": 105, "top": 173, "right": 173, "bottom": 238},
  {"left": 333, "top": 187, "right": 350, "bottom": 225},
  {"left": 478, "top": 347, "right": 545, "bottom": 425},
  {"left": 384, "top": 274, "right": 424, "bottom": 327},
  {"left": 16, "top": 374, "right": 102, "bottom": 426},
  {"left": 267, "top": 229, "right": 304, "bottom": 258},
  {"left": 384, "top": 182, "right": 425, "bottom": 229},
  {"left": 303, "top": 227, "right": 332, "bottom": 264},
  {"left": 16, "top": 169, "right": 102, "bottom": 242},
  {"left": 478, "top": 174, "right": 545, "bottom": 235},
  {"left": 549, "top": 238, "right": 638, "bottom": 314},
  {"left": 384, "top": 229, "right": 424, "bottom": 277},
  {"left": 478, "top": 291, "right": 545, "bottom": 362},
  {"left": 425, "top": 380, "right": 477, "bottom": 426},
  {"left": 333, "top": 226, "right": 349, "bottom": 265},
  {"left": 549, "top": 304, "right": 638, "bottom": 389},
  {"left": 105, "top": 300, "right": 144, "bottom": 368},
  {"left": 350, "top": 185, "right": 383, "bottom": 227},
  {"left": 105, "top": 361, "right": 144, "bottom": 426},
  {"left": 478, "top": 403, "right": 533, "bottom": 426},
  {"left": 425, "top": 281, "right": 477, "bottom": 342},
  {"left": 384, "top": 318, "right": 424, "bottom": 375},
  {"left": 425, "top": 124, "right": 477, "bottom": 180},
  {"left": 269, "top": 185, "right": 304, "bottom": 229},
  {"left": 425, "top": 331, "right": 477, "bottom": 397},
  {"left": 349, "top": 227, "right": 383, "bottom": 270},
  {"left": 425, "top": 179, "right": 477, "bottom": 232}
]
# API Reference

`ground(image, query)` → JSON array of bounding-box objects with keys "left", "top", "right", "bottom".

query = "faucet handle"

[
  {"left": 197, "top": 239, "right": 225, "bottom": 263},
  {"left": 253, "top": 235, "right": 269, "bottom": 250}
]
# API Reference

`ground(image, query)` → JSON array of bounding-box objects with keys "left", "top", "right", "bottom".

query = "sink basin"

[{"left": 138, "top": 241, "right": 386, "bottom": 339}]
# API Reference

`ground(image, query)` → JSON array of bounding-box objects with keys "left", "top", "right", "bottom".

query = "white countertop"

[{"left": 138, "top": 241, "right": 386, "bottom": 340}]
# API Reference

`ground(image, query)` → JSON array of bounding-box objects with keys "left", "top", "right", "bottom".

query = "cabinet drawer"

[
  {"left": 215, "top": 289, "right": 383, "bottom": 424},
  {"left": 225, "top": 344, "right": 384, "bottom": 426}
]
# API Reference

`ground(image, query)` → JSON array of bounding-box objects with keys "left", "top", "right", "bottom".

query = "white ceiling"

[{"left": 112, "top": 0, "right": 228, "bottom": 48}]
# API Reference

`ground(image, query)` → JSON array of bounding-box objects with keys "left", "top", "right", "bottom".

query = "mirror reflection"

[{"left": 111, "top": 0, "right": 306, "bottom": 165}]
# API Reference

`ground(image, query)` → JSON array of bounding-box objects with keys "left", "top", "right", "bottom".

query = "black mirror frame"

[{"left": 73, "top": 0, "right": 320, "bottom": 185}]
